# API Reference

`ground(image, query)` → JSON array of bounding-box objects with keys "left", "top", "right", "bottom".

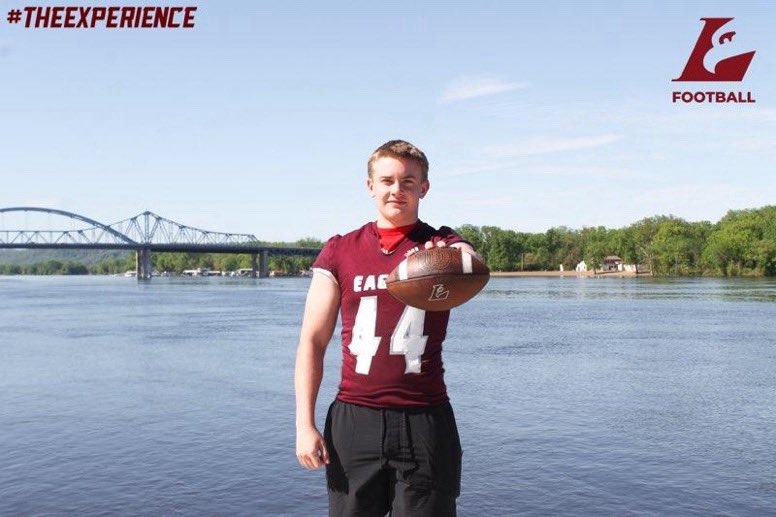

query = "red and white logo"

[
  {"left": 671, "top": 17, "right": 757, "bottom": 104},
  {"left": 674, "top": 17, "right": 755, "bottom": 82}
]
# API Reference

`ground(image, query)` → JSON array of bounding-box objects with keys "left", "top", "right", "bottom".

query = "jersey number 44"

[{"left": 349, "top": 296, "right": 428, "bottom": 375}]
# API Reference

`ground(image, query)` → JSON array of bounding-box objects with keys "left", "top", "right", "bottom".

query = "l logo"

[
  {"left": 674, "top": 18, "right": 755, "bottom": 82},
  {"left": 428, "top": 284, "right": 450, "bottom": 302}
]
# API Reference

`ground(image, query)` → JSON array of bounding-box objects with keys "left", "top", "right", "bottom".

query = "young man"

[{"left": 295, "top": 140, "right": 477, "bottom": 516}]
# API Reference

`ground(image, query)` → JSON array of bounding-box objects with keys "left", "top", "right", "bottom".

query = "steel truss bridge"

[{"left": 0, "top": 207, "right": 319, "bottom": 279}]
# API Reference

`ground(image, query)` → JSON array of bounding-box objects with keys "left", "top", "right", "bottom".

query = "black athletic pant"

[{"left": 324, "top": 400, "right": 462, "bottom": 517}]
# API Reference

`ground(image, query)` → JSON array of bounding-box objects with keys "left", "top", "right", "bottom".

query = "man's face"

[{"left": 367, "top": 156, "right": 429, "bottom": 228}]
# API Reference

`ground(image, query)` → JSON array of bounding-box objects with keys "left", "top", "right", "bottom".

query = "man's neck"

[{"left": 375, "top": 216, "right": 419, "bottom": 229}]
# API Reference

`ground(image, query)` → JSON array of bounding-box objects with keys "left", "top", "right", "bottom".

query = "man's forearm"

[{"left": 295, "top": 342, "right": 325, "bottom": 429}]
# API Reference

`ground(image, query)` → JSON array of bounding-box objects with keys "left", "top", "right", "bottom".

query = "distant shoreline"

[{"left": 491, "top": 270, "right": 650, "bottom": 278}]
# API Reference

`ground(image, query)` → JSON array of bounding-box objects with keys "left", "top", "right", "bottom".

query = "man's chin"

[
  {"left": 380, "top": 210, "right": 417, "bottom": 227},
  {"left": 383, "top": 207, "right": 407, "bottom": 218}
]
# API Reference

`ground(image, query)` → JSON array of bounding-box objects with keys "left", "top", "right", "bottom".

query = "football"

[{"left": 386, "top": 247, "right": 490, "bottom": 311}]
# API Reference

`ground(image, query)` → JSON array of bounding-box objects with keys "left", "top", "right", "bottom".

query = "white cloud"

[
  {"left": 439, "top": 76, "right": 527, "bottom": 103},
  {"left": 639, "top": 183, "right": 766, "bottom": 208},
  {"left": 572, "top": 182, "right": 774, "bottom": 226},
  {"left": 444, "top": 161, "right": 643, "bottom": 180},
  {"left": 444, "top": 160, "right": 511, "bottom": 177},
  {"left": 460, "top": 195, "right": 514, "bottom": 208},
  {"left": 632, "top": 106, "right": 776, "bottom": 128},
  {"left": 484, "top": 134, "right": 623, "bottom": 158}
]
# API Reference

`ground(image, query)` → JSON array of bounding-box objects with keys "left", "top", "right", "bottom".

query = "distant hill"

[{"left": 0, "top": 249, "right": 131, "bottom": 266}]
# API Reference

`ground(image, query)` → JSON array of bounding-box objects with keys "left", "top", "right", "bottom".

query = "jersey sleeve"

[{"left": 312, "top": 234, "right": 341, "bottom": 285}]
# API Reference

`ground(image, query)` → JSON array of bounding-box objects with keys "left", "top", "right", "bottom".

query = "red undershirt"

[{"left": 376, "top": 222, "right": 417, "bottom": 254}]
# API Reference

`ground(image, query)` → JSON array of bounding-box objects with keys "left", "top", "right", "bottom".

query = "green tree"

[
  {"left": 650, "top": 217, "right": 701, "bottom": 275},
  {"left": 479, "top": 226, "right": 521, "bottom": 271},
  {"left": 702, "top": 206, "right": 776, "bottom": 276},
  {"left": 455, "top": 225, "right": 485, "bottom": 252},
  {"left": 581, "top": 226, "right": 610, "bottom": 273},
  {"left": 296, "top": 237, "right": 324, "bottom": 248}
]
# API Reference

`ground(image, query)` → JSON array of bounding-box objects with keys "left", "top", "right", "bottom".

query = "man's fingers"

[
  {"left": 298, "top": 448, "right": 327, "bottom": 469},
  {"left": 423, "top": 240, "right": 447, "bottom": 250},
  {"left": 321, "top": 442, "right": 330, "bottom": 465}
]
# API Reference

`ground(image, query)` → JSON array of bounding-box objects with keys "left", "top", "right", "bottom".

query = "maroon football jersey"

[{"left": 312, "top": 221, "right": 465, "bottom": 408}]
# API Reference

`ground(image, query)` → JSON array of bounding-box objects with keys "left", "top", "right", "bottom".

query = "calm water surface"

[{"left": 1, "top": 276, "right": 775, "bottom": 516}]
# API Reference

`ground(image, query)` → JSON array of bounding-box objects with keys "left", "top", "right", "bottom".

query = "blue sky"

[{"left": 2, "top": 1, "right": 774, "bottom": 241}]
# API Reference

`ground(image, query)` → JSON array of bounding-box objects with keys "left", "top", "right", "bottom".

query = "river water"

[{"left": 1, "top": 276, "right": 775, "bottom": 516}]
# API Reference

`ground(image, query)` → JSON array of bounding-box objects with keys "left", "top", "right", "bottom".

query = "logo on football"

[
  {"left": 428, "top": 283, "right": 450, "bottom": 302},
  {"left": 386, "top": 247, "right": 489, "bottom": 311}
]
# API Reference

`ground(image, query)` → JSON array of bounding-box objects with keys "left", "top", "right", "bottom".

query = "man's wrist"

[{"left": 296, "top": 419, "right": 317, "bottom": 431}]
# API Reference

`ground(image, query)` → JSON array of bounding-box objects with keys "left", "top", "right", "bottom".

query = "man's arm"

[{"left": 294, "top": 271, "right": 340, "bottom": 469}]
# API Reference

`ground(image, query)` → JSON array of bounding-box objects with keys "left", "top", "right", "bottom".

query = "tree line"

[
  {"left": 0, "top": 260, "right": 90, "bottom": 275},
  {"left": 0, "top": 239, "right": 324, "bottom": 276},
  {"left": 2, "top": 206, "right": 775, "bottom": 276},
  {"left": 457, "top": 205, "right": 776, "bottom": 276}
]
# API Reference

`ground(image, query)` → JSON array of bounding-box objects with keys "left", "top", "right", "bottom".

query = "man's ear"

[
  {"left": 420, "top": 180, "right": 430, "bottom": 198},
  {"left": 367, "top": 177, "right": 375, "bottom": 197}
]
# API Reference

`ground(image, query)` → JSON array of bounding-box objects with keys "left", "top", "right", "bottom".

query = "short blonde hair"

[{"left": 367, "top": 139, "right": 429, "bottom": 181}]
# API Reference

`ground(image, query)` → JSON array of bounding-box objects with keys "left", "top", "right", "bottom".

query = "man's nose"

[{"left": 390, "top": 181, "right": 402, "bottom": 194}]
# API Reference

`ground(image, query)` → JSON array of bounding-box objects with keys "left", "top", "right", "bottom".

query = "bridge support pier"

[
  {"left": 135, "top": 247, "right": 152, "bottom": 280},
  {"left": 250, "top": 253, "right": 258, "bottom": 278},
  {"left": 260, "top": 250, "right": 269, "bottom": 278}
]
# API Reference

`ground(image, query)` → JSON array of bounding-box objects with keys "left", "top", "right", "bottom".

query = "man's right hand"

[{"left": 296, "top": 425, "right": 330, "bottom": 469}]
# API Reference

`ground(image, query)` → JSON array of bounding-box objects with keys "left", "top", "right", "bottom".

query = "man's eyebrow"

[{"left": 377, "top": 173, "right": 417, "bottom": 181}]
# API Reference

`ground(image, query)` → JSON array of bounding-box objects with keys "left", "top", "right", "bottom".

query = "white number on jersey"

[
  {"left": 349, "top": 296, "right": 382, "bottom": 374},
  {"left": 349, "top": 297, "right": 428, "bottom": 375},
  {"left": 390, "top": 306, "right": 428, "bottom": 374}
]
